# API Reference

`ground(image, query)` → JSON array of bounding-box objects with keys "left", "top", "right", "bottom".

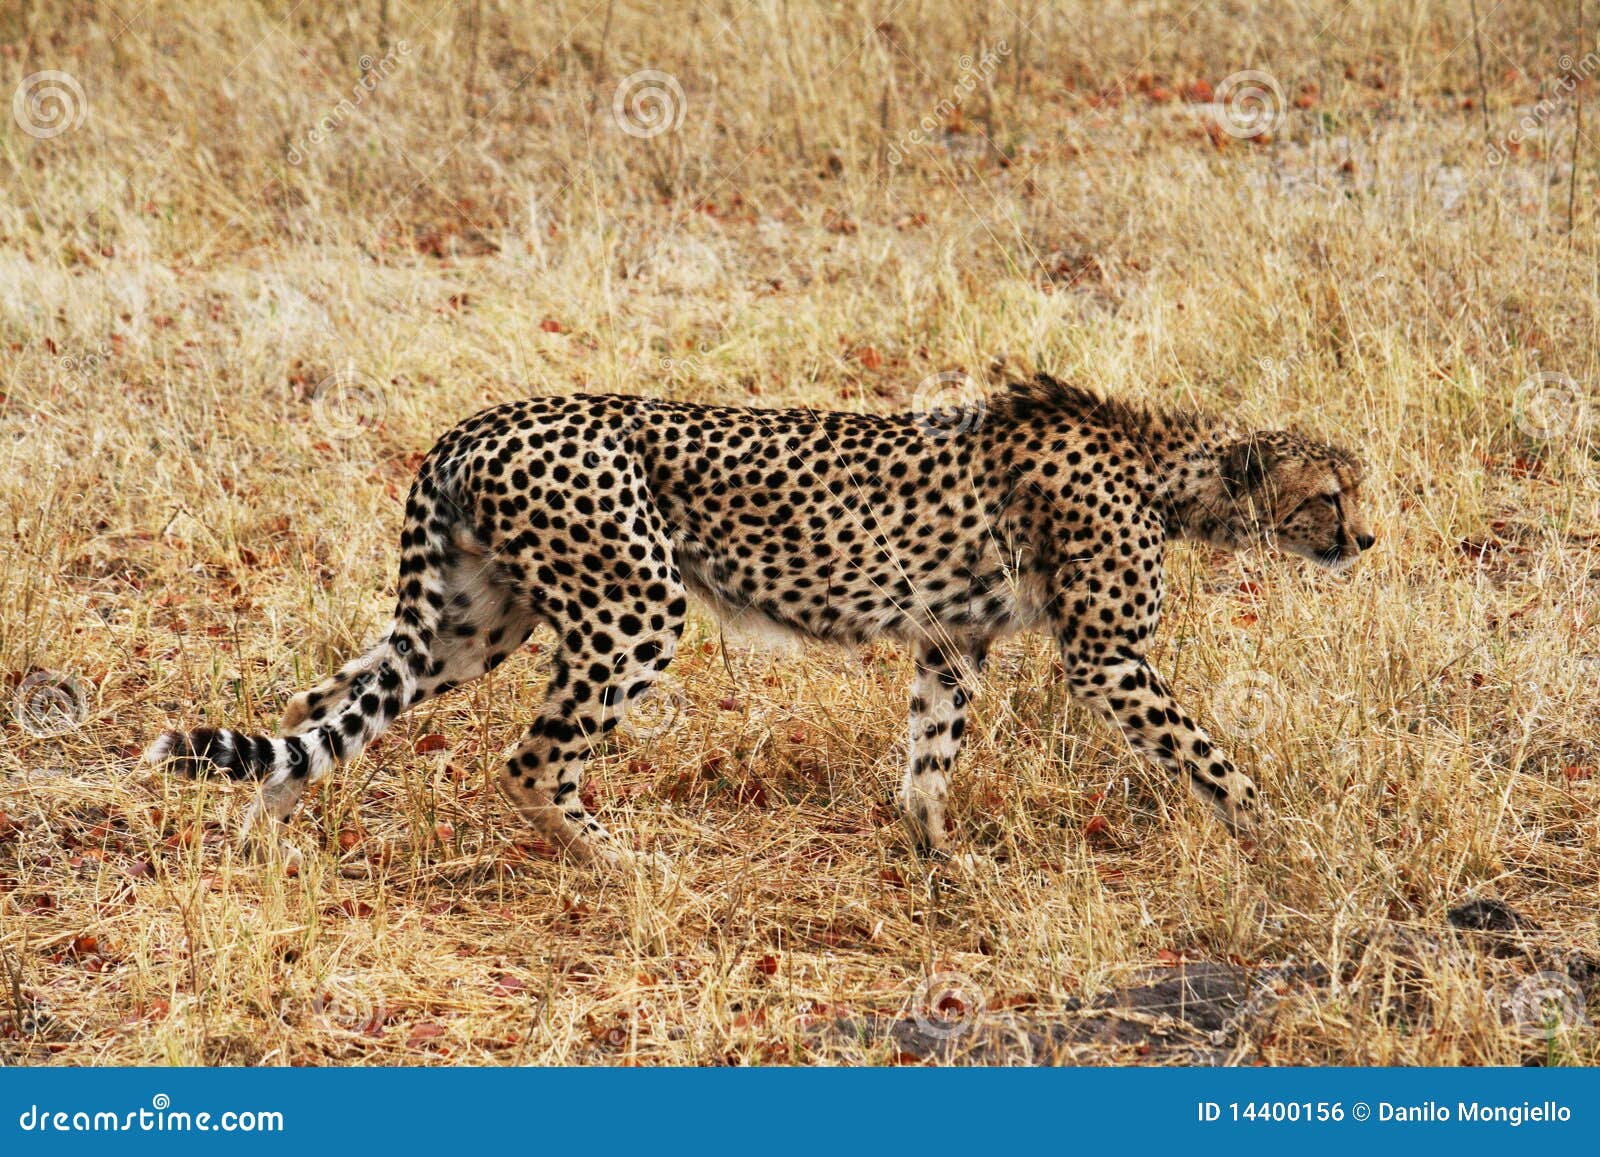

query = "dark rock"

[
  {"left": 823, "top": 961, "right": 1320, "bottom": 1066},
  {"left": 1448, "top": 898, "right": 1536, "bottom": 934}
]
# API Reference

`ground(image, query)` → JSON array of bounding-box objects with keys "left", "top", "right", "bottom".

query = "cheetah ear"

[{"left": 1219, "top": 437, "right": 1277, "bottom": 497}]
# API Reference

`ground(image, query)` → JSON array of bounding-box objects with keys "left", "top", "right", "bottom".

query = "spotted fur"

[{"left": 145, "top": 373, "right": 1374, "bottom": 863}]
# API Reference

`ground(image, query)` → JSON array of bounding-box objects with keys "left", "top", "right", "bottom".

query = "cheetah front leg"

[
  {"left": 901, "top": 641, "right": 981, "bottom": 856},
  {"left": 1063, "top": 649, "right": 1260, "bottom": 837}
]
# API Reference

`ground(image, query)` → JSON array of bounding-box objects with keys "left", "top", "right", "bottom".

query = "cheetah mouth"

[{"left": 1281, "top": 542, "right": 1358, "bottom": 570}]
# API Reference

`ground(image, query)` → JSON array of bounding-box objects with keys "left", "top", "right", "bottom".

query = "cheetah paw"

[
  {"left": 596, "top": 845, "right": 675, "bottom": 882},
  {"left": 237, "top": 832, "right": 305, "bottom": 875}
]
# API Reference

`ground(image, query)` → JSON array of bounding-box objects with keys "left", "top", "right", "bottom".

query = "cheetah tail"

[
  {"left": 142, "top": 725, "right": 333, "bottom": 783},
  {"left": 143, "top": 479, "right": 457, "bottom": 786},
  {"left": 142, "top": 618, "right": 436, "bottom": 786},
  {"left": 142, "top": 626, "right": 428, "bottom": 785}
]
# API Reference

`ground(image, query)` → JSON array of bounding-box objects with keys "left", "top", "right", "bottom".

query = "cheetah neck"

[
  {"left": 994, "top": 374, "right": 1249, "bottom": 546},
  {"left": 1141, "top": 418, "right": 1251, "bottom": 547}
]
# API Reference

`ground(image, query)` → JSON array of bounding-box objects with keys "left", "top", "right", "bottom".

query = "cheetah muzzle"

[{"left": 144, "top": 373, "right": 1375, "bottom": 865}]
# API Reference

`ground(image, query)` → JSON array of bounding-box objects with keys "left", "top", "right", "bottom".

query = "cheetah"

[{"left": 145, "top": 373, "right": 1374, "bottom": 865}]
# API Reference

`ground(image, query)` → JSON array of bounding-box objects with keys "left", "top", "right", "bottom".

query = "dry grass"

[{"left": 0, "top": 0, "right": 1597, "bottom": 1066}]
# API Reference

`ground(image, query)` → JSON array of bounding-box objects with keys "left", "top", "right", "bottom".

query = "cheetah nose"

[{"left": 1355, "top": 533, "right": 1375, "bottom": 552}]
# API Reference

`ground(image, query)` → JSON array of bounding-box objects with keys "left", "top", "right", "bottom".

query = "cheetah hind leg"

[
  {"left": 279, "top": 542, "right": 535, "bottom": 737},
  {"left": 900, "top": 641, "right": 980, "bottom": 858},
  {"left": 497, "top": 587, "right": 686, "bottom": 875}
]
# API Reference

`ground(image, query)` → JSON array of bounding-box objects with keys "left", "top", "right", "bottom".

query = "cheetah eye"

[{"left": 1320, "top": 493, "right": 1340, "bottom": 505}]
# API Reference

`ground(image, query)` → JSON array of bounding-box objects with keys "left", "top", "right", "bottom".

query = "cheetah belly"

[
  {"left": 670, "top": 531, "right": 1028, "bottom": 651},
  {"left": 677, "top": 573, "right": 809, "bottom": 655}
]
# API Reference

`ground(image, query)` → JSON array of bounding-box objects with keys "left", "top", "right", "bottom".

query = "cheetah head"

[{"left": 1216, "top": 431, "right": 1375, "bottom": 569}]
